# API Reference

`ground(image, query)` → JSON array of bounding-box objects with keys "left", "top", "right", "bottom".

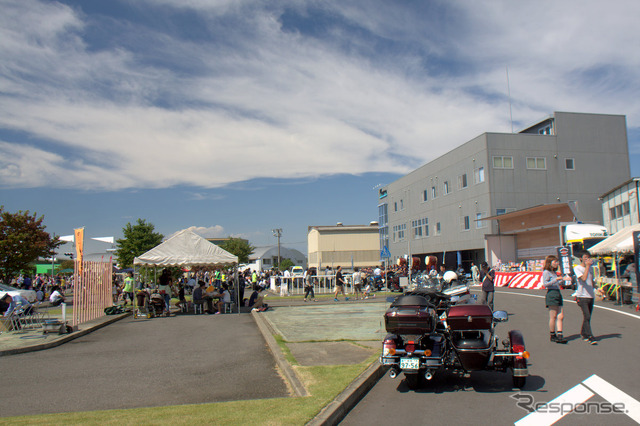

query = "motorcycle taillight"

[
  {"left": 405, "top": 341, "right": 415, "bottom": 353},
  {"left": 383, "top": 339, "right": 396, "bottom": 356},
  {"left": 512, "top": 344, "right": 524, "bottom": 353}
]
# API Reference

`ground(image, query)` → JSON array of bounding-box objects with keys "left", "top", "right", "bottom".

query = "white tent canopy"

[
  {"left": 134, "top": 229, "right": 238, "bottom": 266},
  {"left": 588, "top": 224, "right": 640, "bottom": 255}
]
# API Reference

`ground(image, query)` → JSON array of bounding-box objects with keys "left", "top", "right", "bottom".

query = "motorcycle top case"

[
  {"left": 447, "top": 304, "right": 493, "bottom": 331},
  {"left": 384, "top": 295, "right": 436, "bottom": 335}
]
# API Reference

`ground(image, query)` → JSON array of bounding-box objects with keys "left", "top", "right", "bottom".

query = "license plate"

[{"left": 400, "top": 357, "right": 420, "bottom": 370}]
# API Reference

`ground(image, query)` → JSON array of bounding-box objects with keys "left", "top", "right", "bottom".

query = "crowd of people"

[
  {"left": 113, "top": 267, "right": 273, "bottom": 316},
  {"left": 1, "top": 273, "right": 68, "bottom": 320}
]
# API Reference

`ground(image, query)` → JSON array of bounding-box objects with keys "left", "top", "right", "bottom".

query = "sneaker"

[
  {"left": 588, "top": 338, "right": 598, "bottom": 345},
  {"left": 214, "top": 312, "right": 221, "bottom": 315},
  {"left": 555, "top": 336, "right": 568, "bottom": 344},
  {"left": 582, "top": 336, "right": 590, "bottom": 341},
  {"left": 550, "top": 334, "right": 559, "bottom": 343},
  {"left": 334, "top": 298, "right": 339, "bottom": 302}
]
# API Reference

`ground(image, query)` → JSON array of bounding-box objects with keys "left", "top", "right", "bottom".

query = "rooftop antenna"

[{"left": 506, "top": 66, "right": 514, "bottom": 133}]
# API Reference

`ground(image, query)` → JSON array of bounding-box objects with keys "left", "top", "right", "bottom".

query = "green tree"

[
  {"left": 0, "top": 206, "right": 62, "bottom": 282},
  {"left": 59, "top": 259, "right": 75, "bottom": 271},
  {"left": 115, "top": 219, "right": 164, "bottom": 268},
  {"left": 219, "top": 238, "right": 255, "bottom": 264},
  {"left": 279, "top": 258, "right": 294, "bottom": 271}
]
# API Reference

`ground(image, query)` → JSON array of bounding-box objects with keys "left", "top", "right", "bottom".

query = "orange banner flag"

[{"left": 75, "top": 227, "right": 84, "bottom": 267}]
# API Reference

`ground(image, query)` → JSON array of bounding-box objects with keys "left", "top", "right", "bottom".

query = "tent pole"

[{"left": 235, "top": 266, "right": 240, "bottom": 315}]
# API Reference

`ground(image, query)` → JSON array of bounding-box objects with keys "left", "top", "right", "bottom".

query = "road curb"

[
  {"left": 306, "top": 361, "right": 385, "bottom": 426},
  {"left": 251, "top": 310, "right": 309, "bottom": 397},
  {"left": 0, "top": 312, "right": 130, "bottom": 356}
]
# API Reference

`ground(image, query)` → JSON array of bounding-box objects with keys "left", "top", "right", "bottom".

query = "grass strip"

[{"left": 274, "top": 334, "right": 299, "bottom": 366}]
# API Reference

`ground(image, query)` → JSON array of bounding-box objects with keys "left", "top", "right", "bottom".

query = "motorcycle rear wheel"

[{"left": 512, "top": 375, "right": 526, "bottom": 389}]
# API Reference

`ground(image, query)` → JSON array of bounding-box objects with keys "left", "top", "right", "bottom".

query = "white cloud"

[{"left": 0, "top": 0, "right": 638, "bottom": 191}]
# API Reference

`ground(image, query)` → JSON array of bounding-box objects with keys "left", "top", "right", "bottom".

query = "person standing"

[
  {"left": 352, "top": 268, "right": 363, "bottom": 300},
  {"left": 123, "top": 271, "right": 134, "bottom": 306},
  {"left": 479, "top": 262, "right": 495, "bottom": 309},
  {"left": 471, "top": 262, "right": 480, "bottom": 285},
  {"left": 281, "top": 268, "right": 291, "bottom": 296},
  {"left": 543, "top": 255, "right": 571, "bottom": 344},
  {"left": 158, "top": 269, "right": 173, "bottom": 316},
  {"left": 574, "top": 251, "right": 598, "bottom": 345},
  {"left": 303, "top": 268, "right": 317, "bottom": 302},
  {"left": 334, "top": 266, "right": 349, "bottom": 301}
]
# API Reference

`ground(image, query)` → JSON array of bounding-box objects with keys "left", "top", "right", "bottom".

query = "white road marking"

[
  {"left": 514, "top": 374, "right": 640, "bottom": 425},
  {"left": 492, "top": 290, "right": 640, "bottom": 320},
  {"left": 582, "top": 374, "right": 640, "bottom": 423},
  {"left": 514, "top": 383, "right": 594, "bottom": 426}
]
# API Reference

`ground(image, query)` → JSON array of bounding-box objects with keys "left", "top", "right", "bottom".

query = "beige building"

[{"left": 308, "top": 223, "right": 380, "bottom": 270}]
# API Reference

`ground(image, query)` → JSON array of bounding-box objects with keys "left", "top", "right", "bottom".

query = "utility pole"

[{"left": 272, "top": 228, "right": 282, "bottom": 268}]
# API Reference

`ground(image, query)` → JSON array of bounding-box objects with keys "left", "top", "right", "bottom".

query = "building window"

[
  {"left": 474, "top": 167, "right": 485, "bottom": 184},
  {"left": 493, "top": 156, "right": 513, "bottom": 169},
  {"left": 400, "top": 199, "right": 404, "bottom": 210},
  {"left": 461, "top": 216, "right": 470, "bottom": 231},
  {"left": 378, "top": 203, "right": 389, "bottom": 249},
  {"left": 610, "top": 201, "right": 631, "bottom": 219},
  {"left": 526, "top": 157, "right": 546, "bottom": 170},
  {"left": 412, "top": 218, "right": 428, "bottom": 239},
  {"left": 436, "top": 222, "right": 441, "bottom": 235},
  {"left": 476, "top": 212, "right": 487, "bottom": 229},
  {"left": 393, "top": 224, "right": 406, "bottom": 242},
  {"left": 496, "top": 207, "right": 515, "bottom": 216},
  {"left": 422, "top": 189, "right": 428, "bottom": 202},
  {"left": 565, "top": 158, "right": 575, "bottom": 170},
  {"left": 431, "top": 186, "right": 437, "bottom": 199},
  {"left": 444, "top": 181, "right": 450, "bottom": 195},
  {"left": 379, "top": 226, "right": 389, "bottom": 249},
  {"left": 394, "top": 202, "right": 398, "bottom": 212},
  {"left": 458, "top": 173, "right": 468, "bottom": 190},
  {"left": 538, "top": 125, "right": 552, "bottom": 135}
]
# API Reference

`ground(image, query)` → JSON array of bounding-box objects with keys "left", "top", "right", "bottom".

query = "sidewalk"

[
  {"left": 252, "top": 296, "right": 387, "bottom": 424},
  {"left": 0, "top": 310, "right": 129, "bottom": 356}
]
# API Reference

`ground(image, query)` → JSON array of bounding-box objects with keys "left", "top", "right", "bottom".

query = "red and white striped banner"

[{"left": 495, "top": 271, "right": 544, "bottom": 290}]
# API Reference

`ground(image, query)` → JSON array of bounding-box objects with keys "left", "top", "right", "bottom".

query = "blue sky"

[{"left": 1, "top": 0, "right": 639, "bottom": 258}]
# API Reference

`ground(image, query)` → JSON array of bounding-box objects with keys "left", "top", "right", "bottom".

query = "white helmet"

[{"left": 443, "top": 271, "right": 458, "bottom": 284}]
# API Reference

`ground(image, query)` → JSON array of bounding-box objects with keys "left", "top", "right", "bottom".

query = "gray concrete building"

[{"left": 378, "top": 112, "right": 631, "bottom": 269}]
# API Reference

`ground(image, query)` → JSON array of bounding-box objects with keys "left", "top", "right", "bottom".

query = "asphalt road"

[
  {"left": 0, "top": 313, "right": 288, "bottom": 417},
  {"left": 342, "top": 288, "right": 640, "bottom": 425}
]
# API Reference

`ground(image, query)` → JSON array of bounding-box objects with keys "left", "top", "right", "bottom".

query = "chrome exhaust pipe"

[
  {"left": 389, "top": 368, "right": 399, "bottom": 379},
  {"left": 424, "top": 371, "right": 433, "bottom": 381}
]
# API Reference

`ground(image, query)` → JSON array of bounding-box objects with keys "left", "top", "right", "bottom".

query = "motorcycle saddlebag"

[
  {"left": 447, "top": 304, "right": 493, "bottom": 331},
  {"left": 385, "top": 305, "right": 436, "bottom": 335}
]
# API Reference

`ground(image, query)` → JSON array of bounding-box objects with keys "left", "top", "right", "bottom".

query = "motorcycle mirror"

[{"left": 492, "top": 310, "right": 509, "bottom": 322}]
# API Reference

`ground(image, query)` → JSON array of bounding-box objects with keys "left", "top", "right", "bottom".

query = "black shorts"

[{"left": 546, "top": 289, "right": 563, "bottom": 307}]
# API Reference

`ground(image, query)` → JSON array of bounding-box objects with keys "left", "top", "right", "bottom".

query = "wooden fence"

[{"left": 72, "top": 260, "right": 113, "bottom": 326}]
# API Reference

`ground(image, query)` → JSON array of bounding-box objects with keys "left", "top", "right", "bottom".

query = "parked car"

[
  {"left": 291, "top": 266, "right": 305, "bottom": 277},
  {"left": 0, "top": 283, "right": 37, "bottom": 303}
]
